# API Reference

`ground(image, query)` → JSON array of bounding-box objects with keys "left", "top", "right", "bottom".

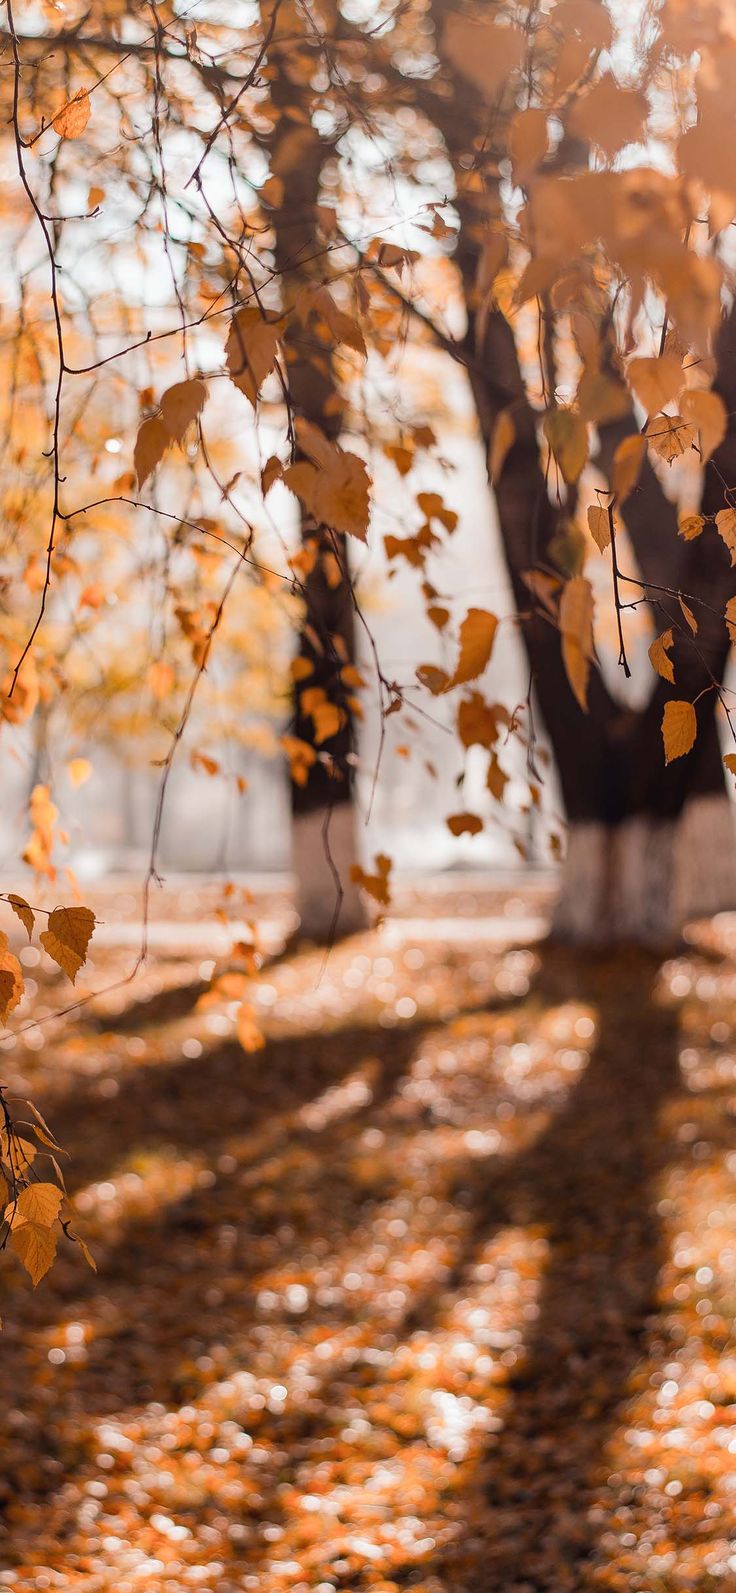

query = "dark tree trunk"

[{"left": 268, "top": 19, "right": 366, "bottom": 938}]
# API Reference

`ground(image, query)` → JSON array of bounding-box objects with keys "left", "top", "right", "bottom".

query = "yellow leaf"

[
  {"left": 679, "top": 597, "right": 698, "bottom": 635},
  {"left": 662, "top": 699, "right": 697, "bottom": 764},
  {"left": 726, "top": 596, "right": 736, "bottom": 644},
  {"left": 587, "top": 504, "right": 612, "bottom": 552},
  {"left": 67, "top": 757, "right": 91, "bottom": 788},
  {"left": 52, "top": 88, "right": 90, "bottom": 140},
  {"left": 716, "top": 508, "right": 736, "bottom": 565},
  {"left": 446, "top": 608, "right": 498, "bottom": 690},
  {"left": 0, "top": 943, "right": 23, "bottom": 1026},
  {"left": 648, "top": 628, "right": 675, "bottom": 684},
  {"left": 7, "top": 894, "right": 33, "bottom": 939},
  {"left": 680, "top": 388, "right": 727, "bottom": 461},
  {"left": 678, "top": 513, "right": 706, "bottom": 540},
  {"left": 76, "top": 1234, "right": 97, "bottom": 1271},
  {"left": 350, "top": 853, "right": 392, "bottom": 907},
  {"left": 10, "top": 1222, "right": 57, "bottom": 1286},
  {"left": 612, "top": 433, "right": 646, "bottom": 501},
  {"left": 724, "top": 752, "right": 736, "bottom": 783},
  {"left": 575, "top": 367, "right": 630, "bottom": 425},
  {"left": 447, "top": 812, "right": 483, "bottom": 836},
  {"left": 134, "top": 414, "right": 169, "bottom": 488},
  {"left": 40, "top": 906, "right": 95, "bottom": 984},
  {"left": 225, "top": 307, "right": 280, "bottom": 406},
  {"left": 489, "top": 407, "right": 516, "bottom": 483},
  {"left": 559, "top": 575, "right": 594, "bottom": 711},
  {"left": 159, "top": 378, "right": 207, "bottom": 443},
  {"left": 647, "top": 412, "right": 695, "bottom": 463},
  {"left": 627, "top": 355, "right": 683, "bottom": 413},
  {"left": 9, "top": 1182, "right": 62, "bottom": 1229},
  {"left": 544, "top": 408, "right": 588, "bottom": 485},
  {"left": 509, "top": 108, "right": 548, "bottom": 185},
  {"left": 236, "top": 1002, "right": 265, "bottom": 1054}
]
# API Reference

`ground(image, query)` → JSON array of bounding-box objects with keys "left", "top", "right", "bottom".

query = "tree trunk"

[{"left": 267, "top": 15, "right": 367, "bottom": 939}]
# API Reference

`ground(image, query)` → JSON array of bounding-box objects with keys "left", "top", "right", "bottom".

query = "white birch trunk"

[
  {"left": 293, "top": 803, "right": 369, "bottom": 941},
  {"left": 552, "top": 794, "right": 736, "bottom": 945}
]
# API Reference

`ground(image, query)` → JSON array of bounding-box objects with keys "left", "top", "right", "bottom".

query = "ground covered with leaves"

[{"left": 1, "top": 879, "right": 736, "bottom": 1592}]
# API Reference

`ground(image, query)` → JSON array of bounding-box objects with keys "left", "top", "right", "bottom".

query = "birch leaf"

[
  {"left": 587, "top": 504, "right": 612, "bottom": 552},
  {"left": 626, "top": 355, "right": 682, "bottom": 413},
  {"left": 446, "top": 609, "right": 498, "bottom": 690},
  {"left": 52, "top": 89, "right": 90, "bottom": 140},
  {"left": 7, "top": 894, "right": 34, "bottom": 939},
  {"left": 544, "top": 409, "right": 588, "bottom": 485},
  {"left": 40, "top": 906, "right": 96, "bottom": 984},
  {"left": 447, "top": 812, "right": 483, "bottom": 836},
  {"left": 559, "top": 575, "right": 594, "bottom": 711},
  {"left": 662, "top": 699, "right": 697, "bottom": 763},
  {"left": 489, "top": 408, "right": 515, "bottom": 483},
  {"left": 10, "top": 1222, "right": 57, "bottom": 1287},
  {"left": 680, "top": 388, "right": 727, "bottom": 461},
  {"left": 134, "top": 415, "right": 169, "bottom": 488},
  {"left": 649, "top": 628, "right": 675, "bottom": 684},
  {"left": 612, "top": 434, "right": 646, "bottom": 501},
  {"left": 160, "top": 379, "right": 207, "bottom": 442},
  {"left": 715, "top": 508, "right": 736, "bottom": 564}
]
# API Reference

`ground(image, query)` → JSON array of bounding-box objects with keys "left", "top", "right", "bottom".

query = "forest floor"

[{"left": 1, "top": 876, "right": 736, "bottom": 1592}]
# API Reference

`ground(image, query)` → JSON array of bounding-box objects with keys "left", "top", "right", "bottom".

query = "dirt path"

[{"left": 0, "top": 889, "right": 735, "bottom": 1592}]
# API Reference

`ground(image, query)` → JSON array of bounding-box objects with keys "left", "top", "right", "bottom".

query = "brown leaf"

[
  {"left": 489, "top": 408, "right": 516, "bottom": 484},
  {"left": 509, "top": 108, "right": 548, "bottom": 185},
  {"left": 134, "top": 415, "right": 170, "bottom": 488},
  {"left": 662, "top": 699, "right": 696, "bottom": 764},
  {"left": 587, "top": 504, "right": 612, "bottom": 553},
  {"left": 350, "top": 854, "right": 392, "bottom": 907},
  {"left": 7, "top": 894, "right": 34, "bottom": 939},
  {"left": 680, "top": 388, "right": 727, "bottom": 461},
  {"left": 159, "top": 378, "right": 207, "bottom": 442},
  {"left": 446, "top": 609, "right": 498, "bottom": 690},
  {"left": 225, "top": 308, "right": 280, "bottom": 405},
  {"left": 715, "top": 508, "right": 736, "bottom": 565},
  {"left": 568, "top": 75, "right": 647, "bottom": 158},
  {"left": 648, "top": 628, "right": 675, "bottom": 684},
  {"left": 40, "top": 906, "right": 95, "bottom": 984},
  {"left": 612, "top": 433, "right": 646, "bottom": 501},
  {"left": 52, "top": 88, "right": 90, "bottom": 140},
  {"left": 559, "top": 575, "right": 594, "bottom": 711},
  {"left": 544, "top": 408, "right": 588, "bottom": 485},
  {"left": 447, "top": 812, "right": 483, "bottom": 836},
  {"left": 627, "top": 355, "right": 682, "bottom": 413},
  {"left": 10, "top": 1222, "right": 57, "bottom": 1287}
]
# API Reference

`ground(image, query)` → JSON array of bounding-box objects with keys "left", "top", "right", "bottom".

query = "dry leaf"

[
  {"left": 160, "top": 379, "right": 207, "bottom": 442},
  {"left": 351, "top": 854, "right": 392, "bottom": 907},
  {"left": 649, "top": 628, "right": 675, "bottom": 684},
  {"left": 134, "top": 415, "right": 170, "bottom": 488},
  {"left": 225, "top": 307, "right": 280, "bottom": 406},
  {"left": 568, "top": 75, "right": 647, "bottom": 158},
  {"left": 509, "top": 108, "right": 548, "bottom": 185},
  {"left": 627, "top": 355, "right": 682, "bottom": 413},
  {"left": 40, "top": 906, "right": 95, "bottom": 984},
  {"left": 447, "top": 812, "right": 483, "bottom": 836},
  {"left": 10, "top": 1223, "right": 57, "bottom": 1287},
  {"left": 544, "top": 409, "right": 588, "bottom": 485},
  {"left": 678, "top": 513, "right": 706, "bottom": 540},
  {"left": 662, "top": 699, "right": 696, "bottom": 763},
  {"left": 7, "top": 894, "right": 34, "bottom": 939},
  {"left": 0, "top": 941, "right": 23, "bottom": 1026},
  {"left": 587, "top": 504, "right": 612, "bottom": 553},
  {"left": 679, "top": 596, "right": 698, "bottom": 634},
  {"left": 559, "top": 575, "right": 594, "bottom": 711},
  {"left": 680, "top": 388, "right": 727, "bottom": 461},
  {"left": 489, "top": 408, "right": 516, "bottom": 483},
  {"left": 715, "top": 508, "right": 736, "bottom": 564},
  {"left": 446, "top": 609, "right": 498, "bottom": 690},
  {"left": 612, "top": 434, "right": 646, "bottom": 501},
  {"left": 9, "top": 1182, "right": 63, "bottom": 1229},
  {"left": 52, "top": 88, "right": 90, "bottom": 140},
  {"left": 647, "top": 413, "right": 695, "bottom": 463}
]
